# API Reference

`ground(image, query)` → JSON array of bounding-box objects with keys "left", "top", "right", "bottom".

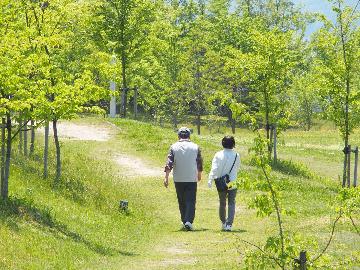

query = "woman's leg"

[
  {"left": 218, "top": 191, "right": 227, "bottom": 224},
  {"left": 226, "top": 189, "right": 237, "bottom": 225}
]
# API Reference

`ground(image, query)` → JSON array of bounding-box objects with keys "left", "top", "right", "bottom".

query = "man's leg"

[
  {"left": 226, "top": 189, "right": 237, "bottom": 226},
  {"left": 218, "top": 190, "right": 227, "bottom": 224},
  {"left": 184, "top": 182, "right": 197, "bottom": 224},
  {"left": 174, "top": 182, "right": 186, "bottom": 224}
]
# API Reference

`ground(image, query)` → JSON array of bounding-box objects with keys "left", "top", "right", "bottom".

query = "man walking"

[{"left": 164, "top": 127, "right": 203, "bottom": 231}]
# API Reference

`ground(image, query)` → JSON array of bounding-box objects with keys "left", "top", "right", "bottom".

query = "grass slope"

[{"left": 0, "top": 116, "right": 359, "bottom": 269}]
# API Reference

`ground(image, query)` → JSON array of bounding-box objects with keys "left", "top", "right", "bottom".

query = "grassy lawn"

[{"left": 0, "top": 116, "right": 359, "bottom": 269}]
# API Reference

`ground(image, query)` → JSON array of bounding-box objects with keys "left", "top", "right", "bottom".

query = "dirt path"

[
  {"left": 46, "top": 122, "right": 112, "bottom": 141},
  {"left": 114, "top": 154, "right": 163, "bottom": 178},
  {"left": 50, "top": 121, "right": 163, "bottom": 178}
]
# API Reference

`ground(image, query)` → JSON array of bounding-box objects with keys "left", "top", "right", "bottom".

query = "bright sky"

[{"left": 292, "top": 0, "right": 359, "bottom": 36}]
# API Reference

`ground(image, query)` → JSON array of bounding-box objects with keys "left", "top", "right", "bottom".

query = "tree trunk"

[
  {"left": 23, "top": 120, "right": 28, "bottom": 156},
  {"left": 30, "top": 119, "right": 35, "bottom": 155},
  {"left": 53, "top": 119, "right": 61, "bottom": 183},
  {"left": 121, "top": 49, "right": 127, "bottom": 118},
  {"left": 172, "top": 113, "right": 178, "bottom": 129},
  {"left": 18, "top": 119, "right": 23, "bottom": 153},
  {"left": 231, "top": 120, "right": 235, "bottom": 134},
  {"left": 2, "top": 114, "right": 11, "bottom": 199},
  {"left": 133, "top": 87, "right": 138, "bottom": 119},
  {"left": 264, "top": 88, "right": 272, "bottom": 158},
  {"left": 196, "top": 114, "right": 201, "bottom": 135},
  {"left": 343, "top": 146, "right": 348, "bottom": 187},
  {"left": 273, "top": 125, "right": 277, "bottom": 162},
  {"left": 347, "top": 145, "right": 351, "bottom": 187},
  {"left": 354, "top": 147, "right": 358, "bottom": 187},
  {"left": 43, "top": 121, "right": 49, "bottom": 178},
  {"left": 338, "top": 0, "right": 351, "bottom": 187},
  {"left": 1, "top": 118, "right": 5, "bottom": 199}
]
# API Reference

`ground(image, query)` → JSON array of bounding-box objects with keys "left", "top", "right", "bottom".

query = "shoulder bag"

[{"left": 214, "top": 154, "right": 238, "bottom": 192}]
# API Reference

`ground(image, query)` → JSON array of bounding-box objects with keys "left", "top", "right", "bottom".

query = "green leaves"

[{"left": 335, "top": 187, "right": 360, "bottom": 217}]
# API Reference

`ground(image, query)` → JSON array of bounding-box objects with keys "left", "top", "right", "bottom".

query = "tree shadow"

[
  {"left": 269, "top": 159, "right": 314, "bottom": 179},
  {"left": 0, "top": 197, "right": 137, "bottom": 257},
  {"left": 12, "top": 153, "right": 91, "bottom": 206}
]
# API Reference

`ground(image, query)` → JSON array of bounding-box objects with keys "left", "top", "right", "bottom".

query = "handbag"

[{"left": 214, "top": 154, "right": 238, "bottom": 192}]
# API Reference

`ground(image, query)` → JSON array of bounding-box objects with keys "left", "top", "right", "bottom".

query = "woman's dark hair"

[{"left": 222, "top": 136, "right": 235, "bottom": 149}]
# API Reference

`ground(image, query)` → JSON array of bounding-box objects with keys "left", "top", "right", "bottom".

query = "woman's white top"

[{"left": 208, "top": 149, "right": 241, "bottom": 188}]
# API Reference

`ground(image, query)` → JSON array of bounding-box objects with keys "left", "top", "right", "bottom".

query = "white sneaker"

[
  {"left": 224, "top": 224, "right": 232, "bottom": 231},
  {"left": 184, "top": 221, "right": 193, "bottom": 231},
  {"left": 222, "top": 223, "right": 226, "bottom": 230}
]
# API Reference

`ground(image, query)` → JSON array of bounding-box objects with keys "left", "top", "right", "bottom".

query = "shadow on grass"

[
  {"left": 173, "top": 228, "right": 209, "bottom": 233},
  {"left": 269, "top": 159, "right": 314, "bottom": 179},
  {"left": 227, "top": 229, "right": 247, "bottom": 233},
  {"left": 0, "top": 197, "right": 136, "bottom": 257},
  {"left": 12, "top": 153, "right": 94, "bottom": 206}
]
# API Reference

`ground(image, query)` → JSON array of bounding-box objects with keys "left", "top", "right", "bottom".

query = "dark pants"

[
  {"left": 218, "top": 189, "right": 237, "bottom": 225},
  {"left": 174, "top": 182, "right": 197, "bottom": 224}
]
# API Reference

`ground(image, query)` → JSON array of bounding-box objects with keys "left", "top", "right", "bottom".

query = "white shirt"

[{"left": 208, "top": 149, "right": 241, "bottom": 187}]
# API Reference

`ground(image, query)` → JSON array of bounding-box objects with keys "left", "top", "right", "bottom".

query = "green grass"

[{"left": 0, "top": 116, "right": 359, "bottom": 269}]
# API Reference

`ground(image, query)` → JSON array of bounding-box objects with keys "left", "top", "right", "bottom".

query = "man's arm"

[
  {"left": 196, "top": 147, "right": 203, "bottom": 181},
  {"left": 164, "top": 148, "right": 174, "bottom": 188},
  {"left": 164, "top": 168, "right": 171, "bottom": 188}
]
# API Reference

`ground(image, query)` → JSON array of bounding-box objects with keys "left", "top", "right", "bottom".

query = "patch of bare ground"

[
  {"left": 43, "top": 121, "right": 112, "bottom": 141},
  {"left": 114, "top": 154, "right": 163, "bottom": 178}
]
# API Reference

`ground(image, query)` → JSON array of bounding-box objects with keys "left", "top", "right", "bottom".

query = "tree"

[
  {"left": 312, "top": 0, "right": 360, "bottom": 186},
  {"left": 140, "top": 1, "right": 190, "bottom": 127},
  {"left": 22, "top": 0, "right": 108, "bottom": 183},
  {"left": 97, "top": 0, "right": 155, "bottom": 118},
  {"left": 0, "top": 0, "right": 35, "bottom": 199},
  {"left": 289, "top": 70, "right": 321, "bottom": 131}
]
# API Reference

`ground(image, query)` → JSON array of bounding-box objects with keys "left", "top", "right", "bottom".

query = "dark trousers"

[
  {"left": 218, "top": 189, "right": 237, "bottom": 225},
  {"left": 174, "top": 182, "right": 197, "bottom": 224}
]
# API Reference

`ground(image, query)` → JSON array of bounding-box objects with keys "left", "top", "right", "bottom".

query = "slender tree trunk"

[
  {"left": 30, "top": 119, "right": 35, "bottom": 155},
  {"left": 347, "top": 145, "right": 351, "bottom": 187},
  {"left": 338, "top": 0, "right": 351, "bottom": 187},
  {"left": 231, "top": 120, "right": 236, "bottom": 134},
  {"left": 18, "top": 119, "right": 23, "bottom": 153},
  {"left": 264, "top": 87, "right": 272, "bottom": 157},
  {"left": 343, "top": 146, "right": 348, "bottom": 187},
  {"left": 306, "top": 115, "right": 311, "bottom": 131},
  {"left": 196, "top": 114, "right": 201, "bottom": 135},
  {"left": 121, "top": 49, "right": 127, "bottom": 118},
  {"left": 24, "top": 120, "right": 28, "bottom": 156},
  {"left": 172, "top": 113, "right": 178, "bottom": 129},
  {"left": 273, "top": 125, "right": 277, "bottom": 162},
  {"left": 53, "top": 119, "right": 61, "bottom": 183},
  {"left": 354, "top": 147, "right": 358, "bottom": 187},
  {"left": 2, "top": 114, "right": 11, "bottom": 199},
  {"left": 133, "top": 87, "right": 138, "bottom": 119},
  {"left": 1, "top": 118, "right": 5, "bottom": 199},
  {"left": 227, "top": 108, "right": 235, "bottom": 134},
  {"left": 43, "top": 121, "right": 49, "bottom": 178}
]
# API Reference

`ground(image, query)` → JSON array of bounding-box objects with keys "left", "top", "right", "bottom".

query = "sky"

[{"left": 292, "top": 0, "right": 359, "bottom": 36}]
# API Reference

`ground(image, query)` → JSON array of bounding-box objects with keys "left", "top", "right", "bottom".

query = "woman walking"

[{"left": 208, "top": 136, "right": 240, "bottom": 231}]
